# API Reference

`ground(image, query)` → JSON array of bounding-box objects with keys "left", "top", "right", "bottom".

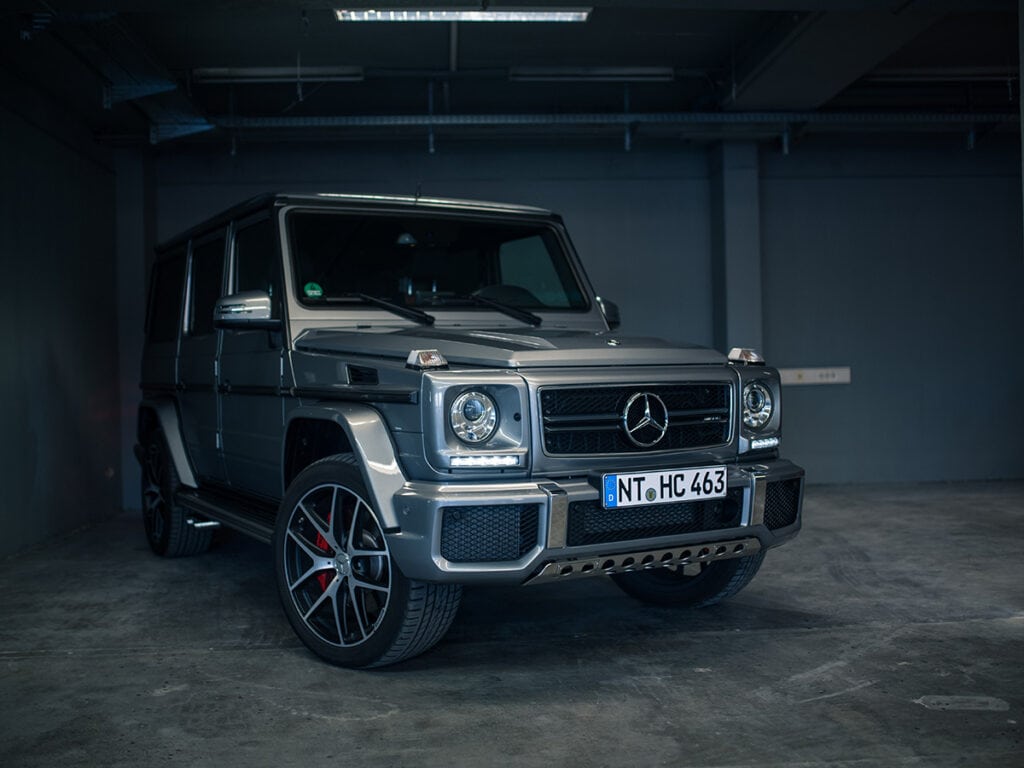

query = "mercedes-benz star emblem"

[{"left": 621, "top": 392, "right": 669, "bottom": 448}]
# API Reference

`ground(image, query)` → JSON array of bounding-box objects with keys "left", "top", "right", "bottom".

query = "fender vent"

[{"left": 347, "top": 365, "right": 379, "bottom": 385}]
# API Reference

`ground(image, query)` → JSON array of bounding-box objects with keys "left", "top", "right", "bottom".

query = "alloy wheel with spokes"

[
  {"left": 274, "top": 455, "right": 463, "bottom": 668},
  {"left": 142, "top": 440, "right": 169, "bottom": 550},
  {"left": 281, "top": 482, "right": 392, "bottom": 648},
  {"left": 139, "top": 431, "right": 212, "bottom": 557}
]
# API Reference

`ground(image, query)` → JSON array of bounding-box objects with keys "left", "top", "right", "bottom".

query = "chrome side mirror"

[
  {"left": 214, "top": 291, "right": 281, "bottom": 330},
  {"left": 596, "top": 296, "right": 621, "bottom": 330}
]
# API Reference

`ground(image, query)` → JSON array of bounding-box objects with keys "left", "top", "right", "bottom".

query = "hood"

[{"left": 294, "top": 327, "right": 725, "bottom": 368}]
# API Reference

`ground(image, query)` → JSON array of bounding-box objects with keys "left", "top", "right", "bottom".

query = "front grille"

[
  {"left": 440, "top": 504, "right": 539, "bottom": 563},
  {"left": 764, "top": 478, "right": 801, "bottom": 530},
  {"left": 566, "top": 489, "right": 743, "bottom": 547},
  {"left": 539, "top": 383, "right": 731, "bottom": 455}
]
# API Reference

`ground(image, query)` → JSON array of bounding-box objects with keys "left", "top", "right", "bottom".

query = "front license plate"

[{"left": 602, "top": 466, "right": 727, "bottom": 509}]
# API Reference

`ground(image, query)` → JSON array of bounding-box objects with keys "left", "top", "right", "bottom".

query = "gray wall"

[
  {"left": 762, "top": 139, "right": 1024, "bottom": 483},
  {"left": 0, "top": 100, "right": 120, "bottom": 557}
]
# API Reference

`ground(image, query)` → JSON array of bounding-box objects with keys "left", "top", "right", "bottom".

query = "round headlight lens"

[
  {"left": 450, "top": 391, "right": 498, "bottom": 444},
  {"left": 742, "top": 382, "right": 774, "bottom": 430}
]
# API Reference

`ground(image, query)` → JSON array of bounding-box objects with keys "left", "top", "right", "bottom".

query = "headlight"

[
  {"left": 450, "top": 391, "right": 498, "bottom": 444},
  {"left": 742, "top": 382, "right": 774, "bottom": 429}
]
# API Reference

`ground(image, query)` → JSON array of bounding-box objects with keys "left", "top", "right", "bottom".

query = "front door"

[
  {"left": 177, "top": 231, "right": 228, "bottom": 484},
  {"left": 220, "top": 215, "right": 291, "bottom": 501}
]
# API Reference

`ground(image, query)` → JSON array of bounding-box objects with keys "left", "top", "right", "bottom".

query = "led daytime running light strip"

[{"left": 450, "top": 455, "right": 521, "bottom": 468}]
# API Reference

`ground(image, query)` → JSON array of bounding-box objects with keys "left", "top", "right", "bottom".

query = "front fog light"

[
  {"left": 450, "top": 391, "right": 498, "bottom": 444},
  {"left": 742, "top": 382, "right": 774, "bottom": 429}
]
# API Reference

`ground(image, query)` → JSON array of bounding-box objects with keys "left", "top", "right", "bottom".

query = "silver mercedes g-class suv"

[{"left": 138, "top": 192, "right": 804, "bottom": 668}]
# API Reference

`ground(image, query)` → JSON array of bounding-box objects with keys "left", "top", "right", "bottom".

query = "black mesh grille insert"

[
  {"left": 540, "top": 383, "right": 731, "bottom": 455},
  {"left": 566, "top": 489, "right": 743, "bottom": 547},
  {"left": 764, "top": 478, "right": 801, "bottom": 530},
  {"left": 440, "top": 504, "right": 539, "bottom": 563}
]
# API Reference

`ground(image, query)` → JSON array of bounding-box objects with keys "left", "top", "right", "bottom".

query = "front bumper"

[{"left": 386, "top": 458, "right": 804, "bottom": 584}]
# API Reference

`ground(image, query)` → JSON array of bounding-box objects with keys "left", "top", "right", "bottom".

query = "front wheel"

[
  {"left": 274, "top": 456, "right": 461, "bottom": 668},
  {"left": 611, "top": 551, "right": 765, "bottom": 607}
]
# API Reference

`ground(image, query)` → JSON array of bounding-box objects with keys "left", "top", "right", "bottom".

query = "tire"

[
  {"left": 274, "top": 455, "right": 462, "bottom": 668},
  {"left": 611, "top": 551, "right": 765, "bottom": 608},
  {"left": 140, "top": 430, "right": 212, "bottom": 557}
]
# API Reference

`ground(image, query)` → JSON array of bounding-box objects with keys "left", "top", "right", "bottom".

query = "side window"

[
  {"left": 233, "top": 219, "right": 281, "bottom": 318},
  {"left": 147, "top": 249, "right": 186, "bottom": 343},
  {"left": 190, "top": 236, "right": 226, "bottom": 336}
]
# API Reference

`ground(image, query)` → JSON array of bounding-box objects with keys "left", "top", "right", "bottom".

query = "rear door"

[
  {"left": 178, "top": 230, "right": 228, "bottom": 484},
  {"left": 141, "top": 247, "right": 186, "bottom": 394}
]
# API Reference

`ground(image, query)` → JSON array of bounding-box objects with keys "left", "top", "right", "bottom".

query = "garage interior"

[{"left": 1, "top": 0, "right": 1022, "bottom": 765}]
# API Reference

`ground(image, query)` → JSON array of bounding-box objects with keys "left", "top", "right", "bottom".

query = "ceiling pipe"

[
  {"left": 866, "top": 67, "right": 1019, "bottom": 83},
  {"left": 192, "top": 66, "right": 364, "bottom": 83},
  {"left": 213, "top": 110, "right": 1019, "bottom": 130},
  {"left": 449, "top": 22, "right": 459, "bottom": 73}
]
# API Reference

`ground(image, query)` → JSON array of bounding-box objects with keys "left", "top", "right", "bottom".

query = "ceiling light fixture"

[{"left": 335, "top": 8, "right": 591, "bottom": 23}]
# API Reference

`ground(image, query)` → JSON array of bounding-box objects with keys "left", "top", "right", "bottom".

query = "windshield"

[{"left": 287, "top": 209, "right": 588, "bottom": 311}]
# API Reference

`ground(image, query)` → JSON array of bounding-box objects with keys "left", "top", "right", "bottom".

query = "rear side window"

[
  {"left": 189, "top": 236, "right": 226, "bottom": 336},
  {"left": 147, "top": 250, "right": 186, "bottom": 343},
  {"left": 234, "top": 219, "right": 281, "bottom": 318}
]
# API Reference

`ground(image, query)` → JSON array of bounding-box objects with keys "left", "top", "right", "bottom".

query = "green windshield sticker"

[{"left": 303, "top": 282, "right": 323, "bottom": 298}]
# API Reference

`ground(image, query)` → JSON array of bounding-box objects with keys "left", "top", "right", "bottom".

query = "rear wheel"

[
  {"left": 274, "top": 456, "right": 461, "bottom": 668},
  {"left": 140, "top": 430, "right": 212, "bottom": 557},
  {"left": 611, "top": 552, "right": 765, "bottom": 607}
]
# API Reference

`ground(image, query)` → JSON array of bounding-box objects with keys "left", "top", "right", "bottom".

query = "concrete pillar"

[
  {"left": 114, "top": 149, "right": 155, "bottom": 511},
  {"left": 709, "top": 141, "right": 763, "bottom": 354}
]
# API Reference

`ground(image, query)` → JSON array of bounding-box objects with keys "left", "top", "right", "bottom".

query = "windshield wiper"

[
  {"left": 326, "top": 293, "right": 435, "bottom": 325},
  {"left": 458, "top": 294, "right": 543, "bottom": 327}
]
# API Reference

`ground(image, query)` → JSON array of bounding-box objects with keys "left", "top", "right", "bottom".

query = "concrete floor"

[{"left": 1, "top": 482, "right": 1022, "bottom": 767}]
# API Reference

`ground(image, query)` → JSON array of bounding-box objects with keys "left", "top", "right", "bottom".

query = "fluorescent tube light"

[{"left": 336, "top": 8, "right": 590, "bottom": 23}]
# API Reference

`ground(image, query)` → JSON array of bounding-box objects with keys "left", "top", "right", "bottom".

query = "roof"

[{"left": 156, "top": 191, "right": 558, "bottom": 252}]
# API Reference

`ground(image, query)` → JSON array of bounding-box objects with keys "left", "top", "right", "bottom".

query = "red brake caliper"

[{"left": 315, "top": 512, "right": 333, "bottom": 592}]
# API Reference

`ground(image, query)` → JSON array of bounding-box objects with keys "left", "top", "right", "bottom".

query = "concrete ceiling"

[{"left": 0, "top": 1, "right": 1018, "bottom": 147}]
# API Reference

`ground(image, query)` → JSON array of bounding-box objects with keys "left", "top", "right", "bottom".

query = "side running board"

[{"left": 175, "top": 489, "right": 277, "bottom": 544}]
